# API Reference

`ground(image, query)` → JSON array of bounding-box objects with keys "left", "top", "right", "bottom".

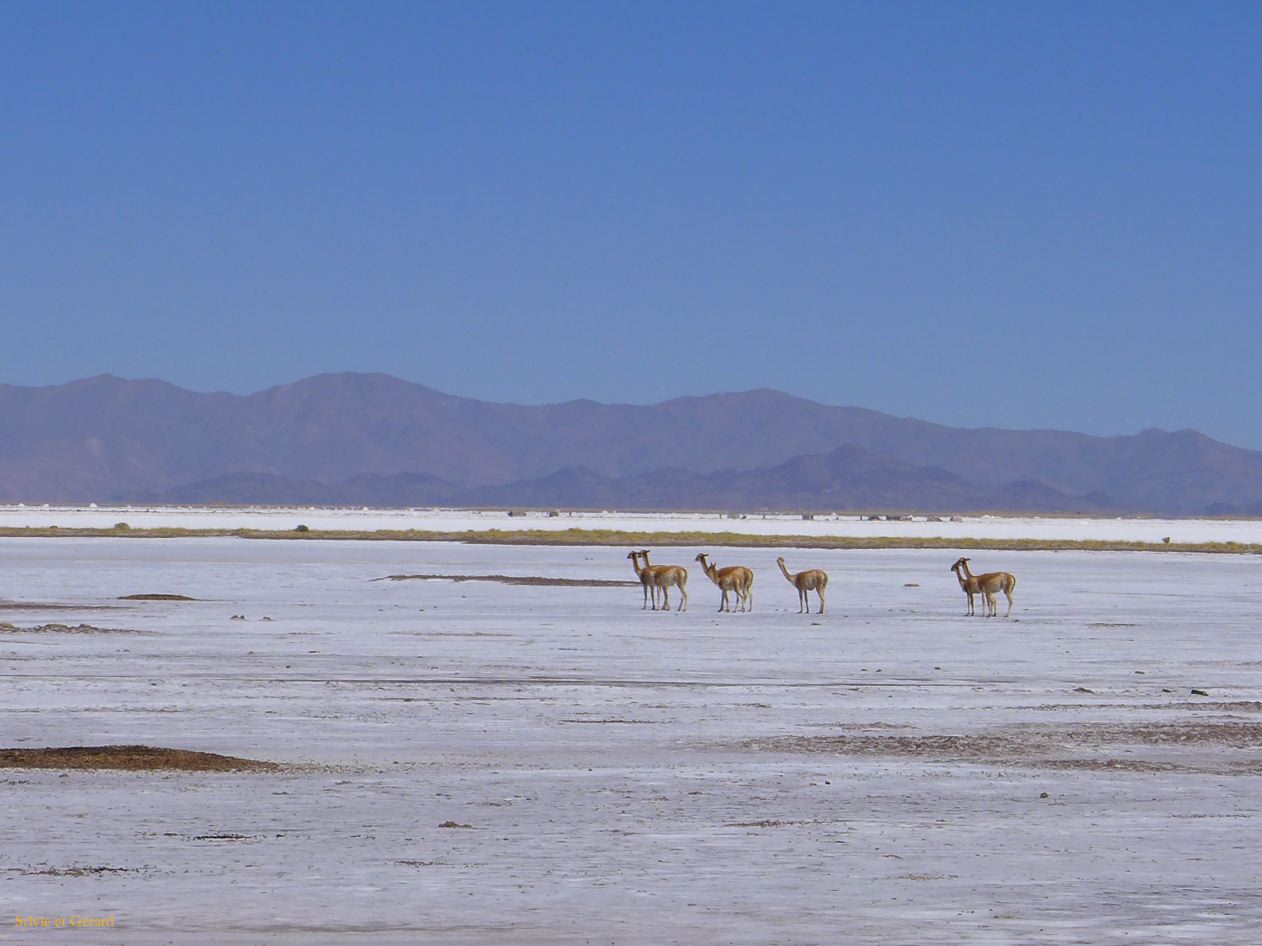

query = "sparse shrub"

[
  {"left": 113, "top": 521, "right": 131, "bottom": 530},
  {"left": 294, "top": 524, "right": 310, "bottom": 532}
]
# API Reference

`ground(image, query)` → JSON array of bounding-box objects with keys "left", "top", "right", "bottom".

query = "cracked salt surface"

[{"left": 2, "top": 536, "right": 1261, "bottom": 944}]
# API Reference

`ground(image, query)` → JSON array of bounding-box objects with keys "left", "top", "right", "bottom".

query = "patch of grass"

[{"left": 0, "top": 525, "right": 1257, "bottom": 555}]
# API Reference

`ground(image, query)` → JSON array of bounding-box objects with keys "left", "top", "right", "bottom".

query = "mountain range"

[{"left": 2, "top": 373, "right": 1260, "bottom": 515}]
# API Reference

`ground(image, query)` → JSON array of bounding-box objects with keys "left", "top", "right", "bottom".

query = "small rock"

[
  {"left": 1073, "top": 687, "right": 1094, "bottom": 693},
  {"left": 1191, "top": 688, "right": 1209, "bottom": 696},
  {"left": 1039, "top": 792, "right": 1049, "bottom": 799}
]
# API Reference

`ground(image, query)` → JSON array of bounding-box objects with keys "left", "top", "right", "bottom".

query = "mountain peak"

[{"left": 0, "top": 374, "right": 1256, "bottom": 513}]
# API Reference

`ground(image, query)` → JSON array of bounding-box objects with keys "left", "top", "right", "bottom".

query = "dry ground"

[{"left": 2, "top": 538, "right": 1260, "bottom": 944}]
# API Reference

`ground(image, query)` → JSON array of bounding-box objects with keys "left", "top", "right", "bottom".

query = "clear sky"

[{"left": 3, "top": 2, "right": 1260, "bottom": 447}]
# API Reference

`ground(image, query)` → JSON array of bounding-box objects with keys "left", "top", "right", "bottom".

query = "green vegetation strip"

[{"left": 0, "top": 525, "right": 1259, "bottom": 554}]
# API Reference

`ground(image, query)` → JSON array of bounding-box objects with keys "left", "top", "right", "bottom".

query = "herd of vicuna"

[{"left": 627, "top": 550, "right": 1017, "bottom": 617}]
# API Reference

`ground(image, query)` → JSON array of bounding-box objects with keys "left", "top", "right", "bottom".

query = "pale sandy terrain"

[
  {"left": 3, "top": 503, "right": 1262, "bottom": 543},
  {"left": 3, "top": 537, "right": 1261, "bottom": 944}
]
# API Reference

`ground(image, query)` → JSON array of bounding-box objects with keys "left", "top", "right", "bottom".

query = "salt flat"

[
  {"left": 3, "top": 536, "right": 1261, "bottom": 944},
  {"left": 4, "top": 502, "right": 1262, "bottom": 543}
]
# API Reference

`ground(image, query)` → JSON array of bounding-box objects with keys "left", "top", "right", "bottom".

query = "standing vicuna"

[
  {"left": 949, "top": 557, "right": 981, "bottom": 615},
  {"left": 776, "top": 557, "right": 828, "bottom": 614},
  {"left": 638, "top": 549, "right": 689, "bottom": 612},
  {"left": 627, "top": 550, "right": 656, "bottom": 609},
  {"left": 949, "top": 557, "right": 1016, "bottom": 617},
  {"left": 694, "top": 553, "right": 754, "bottom": 613}
]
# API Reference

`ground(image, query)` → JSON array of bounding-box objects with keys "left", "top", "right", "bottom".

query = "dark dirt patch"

[
  {"left": 0, "top": 601, "right": 120, "bottom": 612},
  {"left": 726, "top": 819, "right": 811, "bottom": 828},
  {"left": 0, "top": 745, "right": 282, "bottom": 772},
  {"left": 23, "top": 866, "right": 140, "bottom": 876},
  {"left": 1033, "top": 701, "right": 1262, "bottom": 714},
  {"left": 1034, "top": 759, "right": 1200, "bottom": 773},
  {"left": 897, "top": 873, "right": 959, "bottom": 881},
  {"left": 420, "top": 631, "right": 513, "bottom": 638},
  {"left": 373, "top": 573, "right": 638, "bottom": 588},
  {"left": 1161, "top": 701, "right": 1262, "bottom": 712},
  {"left": 560, "top": 718, "right": 661, "bottom": 724},
  {"left": 438, "top": 821, "right": 473, "bottom": 829},
  {"left": 0, "top": 622, "right": 138, "bottom": 634},
  {"left": 117, "top": 593, "right": 199, "bottom": 601},
  {"left": 742, "top": 721, "right": 1262, "bottom": 775}
]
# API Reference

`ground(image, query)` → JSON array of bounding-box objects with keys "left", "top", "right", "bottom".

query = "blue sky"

[{"left": 3, "top": 1, "right": 1260, "bottom": 447}]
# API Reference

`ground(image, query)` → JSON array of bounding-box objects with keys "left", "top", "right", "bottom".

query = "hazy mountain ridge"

[
  {"left": 136, "top": 446, "right": 1114, "bottom": 513},
  {"left": 2, "top": 373, "right": 1260, "bottom": 514}
]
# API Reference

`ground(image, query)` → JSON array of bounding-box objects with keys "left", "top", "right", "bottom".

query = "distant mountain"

[
  {"left": 146, "top": 471, "right": 461, "bottom": 507},
  {"left": 141, "top": 445, "right": 1112, "bottom": 513},
  {"left": 461, "top": 445, "right": 1118, "bottom": 513},
  {"left": 2, "top": 372, "right": 1260, "bottom": 514}
]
